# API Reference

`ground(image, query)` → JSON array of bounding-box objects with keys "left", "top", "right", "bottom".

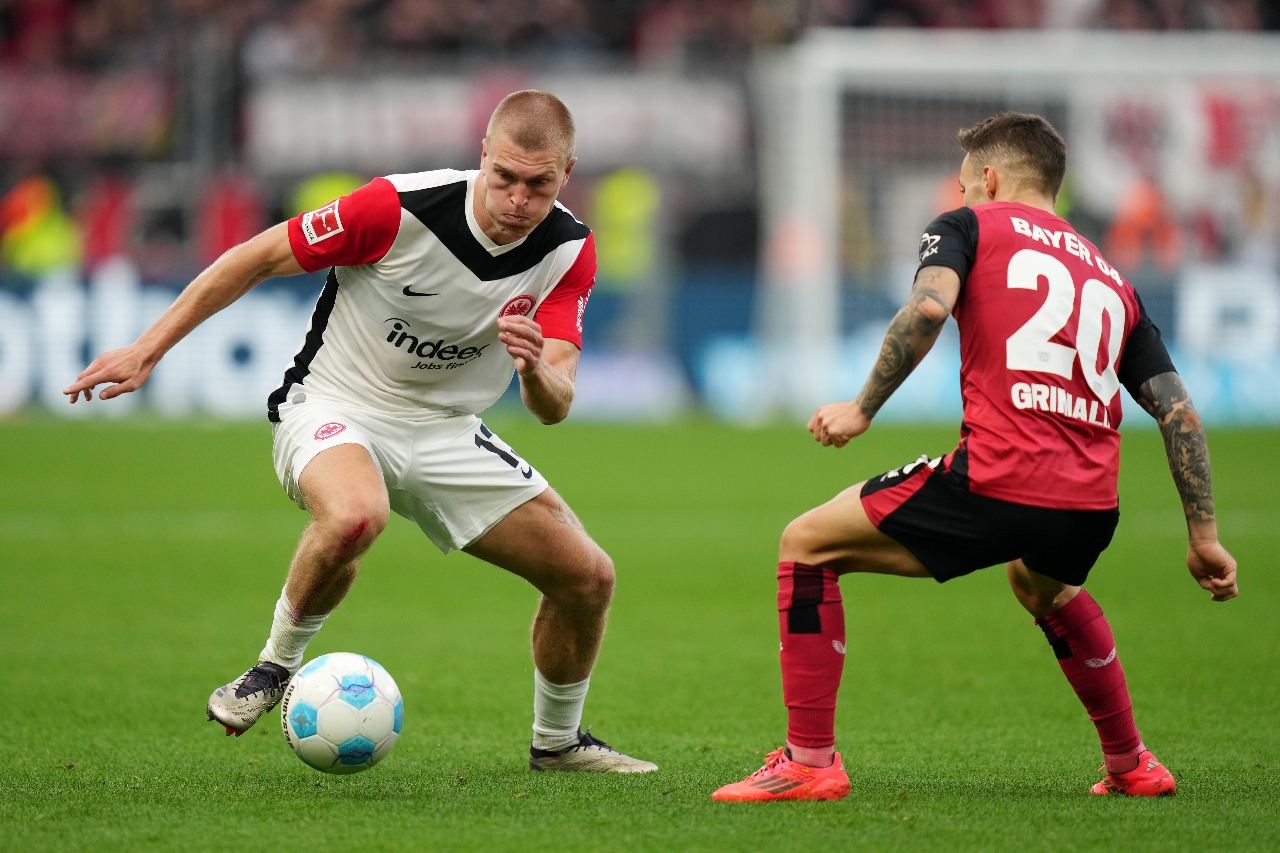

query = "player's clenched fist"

[
  {"left": 497, "top": 315, "right": 545, "bottom": 375},
  {"left": 807, "top": 400, "right": 872, "bottom": 448}
]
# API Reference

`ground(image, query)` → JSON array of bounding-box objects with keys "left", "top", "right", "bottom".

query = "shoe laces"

[
  {"left": 574, "top": 727, "right": 616, "bottom": 753},
  {"left": 748, "top": 748, "right": 791, "bottom": 780},
  {"left": 233, "top": 662, "right": 288, "bottom": 699}
]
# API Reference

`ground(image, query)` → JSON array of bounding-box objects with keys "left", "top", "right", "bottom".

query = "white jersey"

[{"left": 269, "top": 169, "right": 595, "bottom": 421}]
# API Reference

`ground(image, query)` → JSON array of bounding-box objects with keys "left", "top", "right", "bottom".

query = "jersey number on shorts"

[
  {"left": 1004, "top": 248, "right": 1126, "bottom": 405},
  {"left": 475, "top": 424, "right": 534, "bottom": 479}
]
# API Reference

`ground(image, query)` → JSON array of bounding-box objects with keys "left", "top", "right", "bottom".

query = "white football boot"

[
  {"left": 206, "top": 662, "right": 291, "bottom": 736},
  {"left": 529, "top": 729, "right": 659, "bottom": 773}
]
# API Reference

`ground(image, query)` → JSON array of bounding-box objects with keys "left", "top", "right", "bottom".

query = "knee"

[
  {"left": 560, "top": 547, "right": 615, "bottom": 610},
  {"left": 779, "top": 514, "right": 820, "bottom": 563},
  {"left": 585, "top": 548, "right": 616, "bottom": 605},
  {"left": 1007, "top": 561, "right": 1072, "bottom": 618},
  {"left": 1010, "top": 584, "right": 1053, "bottom": 617},
  {"left": 317, "top": 501, "right": 388, "bottom": 563}
]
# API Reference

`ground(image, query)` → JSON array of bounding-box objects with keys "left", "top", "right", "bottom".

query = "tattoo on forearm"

[
  {"left": 859, "top": 276, "right": 949, "bottom": 417},
  {"left": 1137, "top": 371, "right": 1216, "bottom": 525}
]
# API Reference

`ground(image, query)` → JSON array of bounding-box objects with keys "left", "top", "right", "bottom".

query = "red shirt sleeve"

[
  {"left": 534, "top": 231, "right": 596, "bottom": 349},
  {"left": 286, "top": 177, "right": 401, "bottom": 272}
]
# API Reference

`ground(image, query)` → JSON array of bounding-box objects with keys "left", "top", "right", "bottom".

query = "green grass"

[{"left": 1, "top": 413, "right": 1277, "bottom": 852}]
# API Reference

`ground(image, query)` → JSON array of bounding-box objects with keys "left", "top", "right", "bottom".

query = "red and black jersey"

[
  {"left": 268, "top": 169, "right": 595, "bottom": 421},
  {"left": 920, "top": 201, "right": 1175, "bottom": 510}
]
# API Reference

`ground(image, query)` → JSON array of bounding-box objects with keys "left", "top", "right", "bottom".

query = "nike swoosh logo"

[{"left": 402, "top": 286, "right": 439, "bottom": 297}]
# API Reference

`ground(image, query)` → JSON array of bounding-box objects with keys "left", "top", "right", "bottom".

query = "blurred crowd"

[
  {"left": 0, "top": 0, "right": 1277, "bottom": 285},
  {"left": 2, "top": 0, "right": 1275, "bottom": 76}
]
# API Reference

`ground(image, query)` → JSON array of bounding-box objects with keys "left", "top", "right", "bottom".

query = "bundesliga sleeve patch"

[{"left": 301, "top": 199, "right": 344, "bottom": 245}]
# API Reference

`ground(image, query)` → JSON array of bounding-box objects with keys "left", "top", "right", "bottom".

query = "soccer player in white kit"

[{"left": 64, "top": 90, "right": 657, "bottom": 773}]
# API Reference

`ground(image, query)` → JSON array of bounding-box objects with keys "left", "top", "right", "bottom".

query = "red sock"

[
  {"left": 1035, "top": 590, "right": 1143, "bottom": 772},
  {"left": 777, "top": 561, "right": 846, "bottom": 749}
]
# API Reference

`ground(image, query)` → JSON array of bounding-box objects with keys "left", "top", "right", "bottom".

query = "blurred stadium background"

[
  {"left": 2, "top": 0, "right": 1279, "bottom": 426},
  {"left": 4, "top": 8, "right": 1279, "bottom": 848}
]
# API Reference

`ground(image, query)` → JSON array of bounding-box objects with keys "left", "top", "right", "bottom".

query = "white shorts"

[{"left": 271, "top": 399, "right": 549, "bottom": 553}]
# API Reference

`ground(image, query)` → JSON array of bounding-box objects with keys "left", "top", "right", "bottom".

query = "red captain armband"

[{"left": 287, "top": 177, "right": 401, "bottom": 272}]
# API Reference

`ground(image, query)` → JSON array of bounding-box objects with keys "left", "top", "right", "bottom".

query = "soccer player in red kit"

[
  {"left": 65, "top": 90, "right": 657, "bottom": 773},
  {"left": 712, "top": 112, "right": 1238, "bottom": 802}
]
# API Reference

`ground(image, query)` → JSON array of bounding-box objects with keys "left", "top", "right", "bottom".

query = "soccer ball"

[{"left": 280, "top": 652, "right": 403, "bottom": 775}]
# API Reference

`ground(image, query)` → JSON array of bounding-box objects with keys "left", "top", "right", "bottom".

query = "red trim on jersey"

[
  {"left": 287, "top": 177, "right": 401, "bottom": 272},
  {"left": 533, "top": 230, "right": 596, "bottom": 349}
]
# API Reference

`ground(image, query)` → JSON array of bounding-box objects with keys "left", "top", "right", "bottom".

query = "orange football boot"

[
  {"left": 712, "top": 748, "right": 851, "bottom": 802},
  {"left": 1090, "top": 750, "right": 1176, "bottom": 797}
]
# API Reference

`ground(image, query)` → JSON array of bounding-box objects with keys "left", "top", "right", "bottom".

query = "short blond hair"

[{"left": 486, "top": 90, "right": 576, "bottom": 167}]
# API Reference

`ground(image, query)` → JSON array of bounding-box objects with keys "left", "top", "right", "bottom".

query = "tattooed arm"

[
  {"left": 808, "top": 266, "right": 960, "bottom": 448},
  {"left": 1135, "top": 370, "right": 1239, "bottom": 601}
]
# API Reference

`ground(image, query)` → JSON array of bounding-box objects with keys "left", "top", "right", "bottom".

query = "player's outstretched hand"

[
  {"left": 808, "top": 401, "right": 871, "bottom": 448},
  {"left": 1187, "top": 539, "right": 1238, "bottom": 602},
  {"left": 497, "top": 315, "right": 545, "bottom": 376},
  {"left": 63, "top": 345, "right": 155, "bottom": 403}
]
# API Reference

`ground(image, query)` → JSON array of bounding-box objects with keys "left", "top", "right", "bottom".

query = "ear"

[
  {"left": 480, "top": 136, "right": 489, "bottom": 167},
  {"left": 982, "top": 164, "right": 999, "bottom": 200},
  {"left": 562, "top": 156, "right": 577, "bottom": 185}
]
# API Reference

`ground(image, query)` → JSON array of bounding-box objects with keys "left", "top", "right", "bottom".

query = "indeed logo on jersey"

[{"left": 383, "top": 318, "right": 488, "bottom": 370}]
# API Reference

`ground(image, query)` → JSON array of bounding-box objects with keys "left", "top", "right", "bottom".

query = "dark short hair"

[{"left": 957, "top": 112, "right": 1066, "bottom": 198}]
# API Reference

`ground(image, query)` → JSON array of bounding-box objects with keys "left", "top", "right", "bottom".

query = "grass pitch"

[{"left": 1, "top": 413, "right": 1277, "bottom": 852}]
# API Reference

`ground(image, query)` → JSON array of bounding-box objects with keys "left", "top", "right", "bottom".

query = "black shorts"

[{"left": 859, "top": 455, "right": 1119, "bottom": 586}]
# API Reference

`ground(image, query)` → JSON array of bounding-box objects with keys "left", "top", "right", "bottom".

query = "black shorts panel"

[{"left": 860, "top": 457, "right": 1119, "bottom": 586}]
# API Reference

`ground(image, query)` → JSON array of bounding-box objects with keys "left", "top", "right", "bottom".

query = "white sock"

[
  {"left": 532, "top": 669, "right": 590, "bottom": 751},
  {"left": 258, "top": 590, "right": 326, "bottom": 675}
]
